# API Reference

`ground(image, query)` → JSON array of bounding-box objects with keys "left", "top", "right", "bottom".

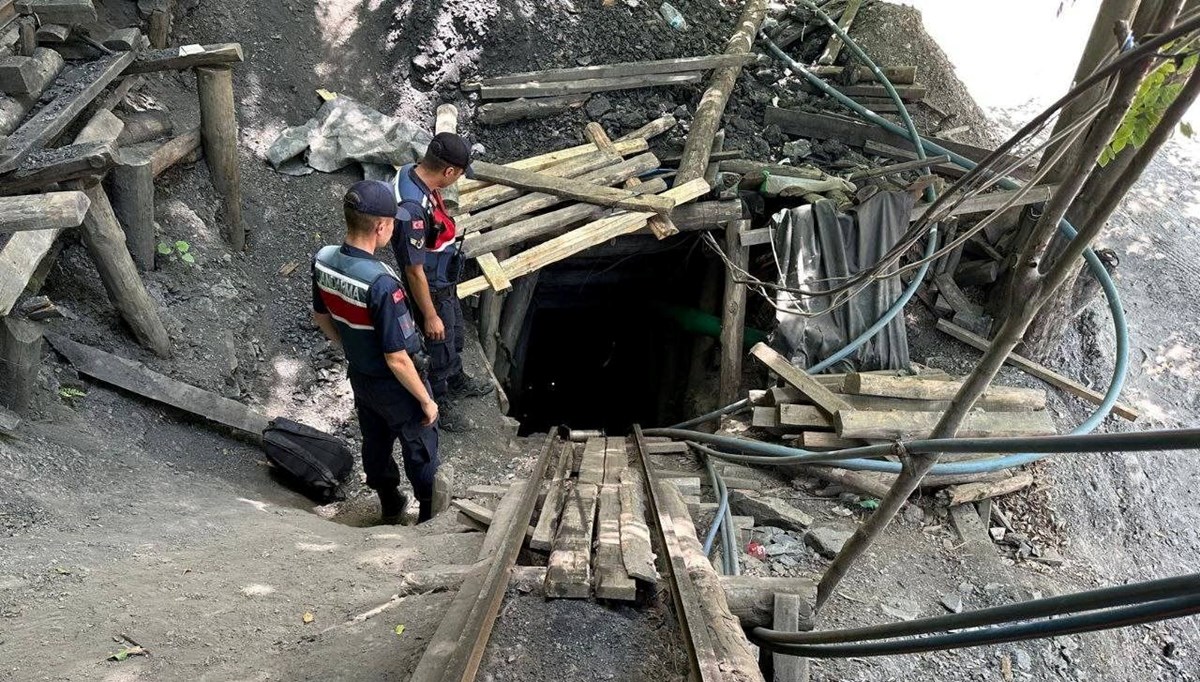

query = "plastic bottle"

[{"left": 659, "top": 2, "right": 687, "bottom": 30}]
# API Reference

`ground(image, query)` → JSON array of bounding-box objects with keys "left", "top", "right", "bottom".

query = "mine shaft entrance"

[{"left": 505, "top": 235, "right": 718, "bottom": 436}]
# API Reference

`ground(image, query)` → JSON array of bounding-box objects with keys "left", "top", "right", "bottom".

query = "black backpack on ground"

[{"left": 262, "top": 418, "right": 354, "bottom": 502}]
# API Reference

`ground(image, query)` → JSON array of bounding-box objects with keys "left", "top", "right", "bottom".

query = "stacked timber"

[{"left": 0, "top": 22, "right": 244, "bottom": 380}]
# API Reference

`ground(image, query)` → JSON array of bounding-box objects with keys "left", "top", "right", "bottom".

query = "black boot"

[
  {"left": 448, "top": 371, "right": 494, "bottom": 399},
  {"left": 417, "top": 497, "right": 434, "bottom": 524},
  {"left": 378, "top": 487, "right": 408, "bottom": 525}
]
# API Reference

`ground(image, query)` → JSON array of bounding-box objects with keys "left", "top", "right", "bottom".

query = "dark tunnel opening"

[{"left": 504, "top": 235, "right": 718, "bottom": 436}]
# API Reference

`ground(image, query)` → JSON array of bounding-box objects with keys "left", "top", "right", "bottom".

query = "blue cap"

[{"left": 344, "top": 180, "right": 410, "bottom": 220}]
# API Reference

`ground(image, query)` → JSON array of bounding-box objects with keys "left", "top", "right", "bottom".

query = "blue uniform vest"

[
  {"left": 314, "top": 245, "right": 423, "bottom": 377},
  {"left": 394, "top": 164, "right": 460, "bottom": 289}
]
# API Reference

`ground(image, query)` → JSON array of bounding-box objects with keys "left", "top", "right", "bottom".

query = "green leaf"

[
  {"left": 181, "top": 252, "right": 196, "bottom": 264},
  {"left": 394, "top": 624, "right": 406, "bottom": 636},
  {"left": 58, "top": 387, "right": 87, "bottom": 399},
  {"left": 157, "top": 242, "right": 173, "bottom": 255},
  {"left": 1181, "top": 121, "right": 1194, "bottom": 138},
  {"left": 858, "top": 499, "right": 880, "bottom": 510},
  {"left": 174, "top": 241, "right": 190, "bottom": 254},
  {"left": 112, "top": 650, "right": 129, "bottom": 662}
]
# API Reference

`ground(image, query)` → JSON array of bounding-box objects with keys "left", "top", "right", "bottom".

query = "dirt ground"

[{"left": 4, "top": 0, "right": 1200, "bottom": 680}]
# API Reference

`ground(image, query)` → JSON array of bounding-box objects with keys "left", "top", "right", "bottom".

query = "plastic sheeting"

[{"left": 771, "top": 190, "right": 915, "bottom": 372}]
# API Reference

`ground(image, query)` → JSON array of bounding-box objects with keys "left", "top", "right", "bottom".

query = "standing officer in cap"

[
  {"left": 392, "top": 132, "right": 493, "bottom": 432},
  {"left": 312, "top": 179, "right": 440, "bottom": 524}
]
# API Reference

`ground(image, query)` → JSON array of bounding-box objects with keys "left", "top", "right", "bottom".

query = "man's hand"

[
  {"left": 420, "top": 399, "right": 439, "bottom": 427},
  {"left": 424, "top": 315, "right": 446, "bottom": 341}
]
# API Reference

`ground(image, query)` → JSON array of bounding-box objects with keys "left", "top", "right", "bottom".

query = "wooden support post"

[
  {"left": 17, "top": 17, "right": 37, "bottom": 56},
  {"left": 195, "top": 65, "right": 244, "bottom": 251},
  {"left": 494, "top": 270, "right": 538, "bottom": 384},
  {"left": 115, "top": 109, "right": 173, "bottom": 145},
  {"left": 478, "top": 249, "right": 507, "bottom": 367},
  {"left": 674, "top": 0, "right": 768, "bottom": 185},
  {"left": 0, "top": 316, "right": 43, "bottom": 415},
  {"left": 477, "top": 95, "right": 588, "bottom": 125},
  {"left": 719, "top": 219, "right": 750, "bottom": 406},
  {"left": 771, "top": 593, "right": 810, "bottom": 682},
  {"left": 75, "top": 182, "right": 171, "bottom": 355},
  {"left": 147, "top": 6, "right": 171, "bottom": 49},
  {"left": 750, "top": 343, "right": 851, "bottom": 416},
  {"left": 109, "top": 148, "right": 156, "bottom": 270}
]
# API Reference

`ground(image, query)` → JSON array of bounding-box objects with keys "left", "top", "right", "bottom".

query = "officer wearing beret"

[
  {"left": 312, "top": 180, "right": 440, "bottom": 524},
  {"left": 392, "top": 132, "right": 493, "bottom": 432}
]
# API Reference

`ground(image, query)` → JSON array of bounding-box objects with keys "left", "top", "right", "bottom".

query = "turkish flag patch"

[
  {"left": 412, "top": 219, "right": 425, "bottom": 231},
  {"left": 392, "top": 288, "right": 406, "bottom": 303}
]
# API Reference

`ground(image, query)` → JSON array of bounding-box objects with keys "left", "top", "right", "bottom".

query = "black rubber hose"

[
  {"left": 753, "top": 573, "right": 1200, "bottom": 644},
  {"left": 752, "top": 593, "right": 1200, "bottom": 657}
]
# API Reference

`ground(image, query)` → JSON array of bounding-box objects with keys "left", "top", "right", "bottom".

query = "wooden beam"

[
  {"left": 595, "top": 474, "right": 637, "bottom": 600},
  {"left": 944, "top": 472, "right": 1035, "bottom": 506},
  {"left": 458, "top": 152, "right": 658, "bottom": 234},
  {"left": 0, "top": 316, "right": 42, "bottom": 414},
  {"left": 0, "top": 51, "right": 133, "bottom": 173},
  {"left": 460, "top": 178, "right": 668, "bottom": 258},
  {"left": 862, "top": 140, "right": 968, "bottom": 179},
  {"left": 530, "top": 438, "right": 573, "bottom": 551},
  {"left": 475, "top": 252, "right": 512, "bottom": 293},
  {"left": 0, "top": 141, "right": 115, "bottom": 196},
  {"left": 123, "top": 42, "right": 243, "bottom": 75},
  {"left": 911, "top": 185, "right": 1057, "bottom": 221},
  {"left": 457, "top": 178, "right": 710, "bottom": 298},
  {"left": 817, "top": 0, "right": 862, "bottom": 65},
  {"left": 674, "top": 0, "right": 768, "bottom": 185},
  {"left": 477, "top": 94, "right": 587, "bottom": 125},
  {"left": 0, "top": 191, "right": 90, "bottom": 232},
  {"left": 469, "top": 159, "right": 675, "bottom": 214},
  {"left": 834, "top": 409, "right": 1056, "bottom": 440},
  {"left": 842, "top": 373, "right": 1046, "bottom": 411},
  {"left": 467, "top": 53, "right": 759, "bottom": 88},
  {"left": 545, "top": 481, "right": 598, "bottom": 598},
  {"left": 750, "top": 342, "right": 851, "bottom": 415},
  {"left": 494, "top": 270, "right": 538, "bottom": 382},
  {"left": 196, "top": 65, "right": 244, "bottom": 251},
  {"left": 451, "top": 496, "right": 535, "bottom": 544},
  {"left": 15, "top": 0, "right": 95, "bottom": 25},
  {"left": 46, "top": 334, "right": 270, "bottom": 437},
  {"left": 718, "top": 576, "right": 815, "bottom": 630},
  {"left": 456, "top": 139, "right": 633, "bottom": 195},
  {"left": 454, "top": 145, "right": 635, "bottom": 215},
  {"left": 772, "top": 593, "right": 809, "bottom": 682},
  {"left": 477, "top": 72, "right": 702, "bottom": 100},
  {"left": 149, "top": 126, "right": 202, "bottom": 177},
  {"left": 109, "top": 147, "right": 156, "bottom": 270},
  {"left": 409, "top": 433, "right": 556, "bottom": 682},
  {"left": 583, "top": 121, "right": 616, "bottom": 155},
  {"left": 808, "top": 64, "right": 916, "bottom": 84},
  {"left": 719, "top": 219, "right": 751, "bottom": 406},
  {"left": 614, "top": 113, "right": 677, "bottom": 143},
  {"left": 935, "top": 318, "right": 1139, "bottom": 421},
  {"left": 618, "top": 467, "right": 659, "bottom": 582}
]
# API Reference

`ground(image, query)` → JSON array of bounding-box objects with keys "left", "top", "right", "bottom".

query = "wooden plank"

[
  {"left": 469, "top": 159, "right": 675, "bottom": 215},
  {"left": 936, "top": 319, "right": 1139, "bottom": 421},
  {"left": 911, "top": 185, "right": 1057, "bottom": 221},
  {"left": 544, "top": 480, "right": 599, "bottom": 598},
  {"left": 645, "top": 441, "right": 688, "bottom": 455},
  {"left": 848, "top": 154, "right": 953, "bottom": 181},
  {"left": 477, "top": 72, "right": 703, "bottom": 100},
  {"left": 456, "top": 139, "right": 637, "bottom": 195},
  {"left": 0, "top": 51, "right": 133, "bottom": 173},
  {"left": 0, "top": 141, "right": 115, "bottom": 196},
  {"left": 806, "top": 82, "right": 927, "bottom": 101},
  {"left": 476, "top": 252, "right": 512, "bottom": 293},
  {"left": 0, "top": 191, "right": 90, "bottom": 232},
  {"left": 455, "top": 144, "right": 639, "bottom": 215},
  {"left": 778, "top": 404, "right": 835, "bottom": 430},
  {"left": 15, "top": 0, "right": 95, "bottom": 24},
  {"left": 796, "top": 431, "right": 868, "bottom": 450},
  {"left": 150, "top": 126, "right": 202, "bottom": 177},
  {"left": 750, "top": 343, "right": 851, "bottom": 415},
  {"left": 862, "top": 140, "right": 968, "bottom": 179},
  {"left": 583, "top": 121, "right": 616, "bottom": 155},
  {"left": 809, "top": 64, "right": 917, "bottom": 84},
  {"left": 457, "top": 152, "right": 658, "bottom": 235},
  {"left": 45, "top": 333, "right": 269, "bottom": 438},
  {"left": 817, "top": 0, "right": 861, "bottom": 65},
  {"left": 843, "top": 372, "right": 1047, "bottom": 411},
  {"left": 577, "top": 436, "right": 608, "bottom": 486},
  {"left": 945, "top": 472, "right": 1035, "bottom": 506},
  {"left": 772, "top": 593, "right": 808, "bottom": 682},
  {"left": 451, "top": 496, "right": 535, "bottom": 545},
  {"left": 633, "top": 426, "right": 725, "bottom": 682},
  {"left": 477, "top": 94, "right": 588, "bottom": 125},
  {"left": 934, "top": 272, "right": 983, "bottom": 317},
  {"left": 457, "top": 178, "right": 710, "bottom": 298},
  {"left": 472, "top": 482, "right": 527, "bottom": 561},
  {"left": 594, "top": 483, "right": 637, "bottom": 600},
  {"left": 409, "top": 433, "right": 556, "bottom": 682},
  {"left": 752, "top": 406, "right": 782, "bottom": 429},
  {"left": 618, "top": 467, "right": 659, "bottom": 583},
  {"left": 530, "top": 437, "right": 573, "bottom": 551},
  {"left": 465, "top": 484, "right": 512, "bottom": 499},
  {"left": 835, "top": 409, "right": 1056, "bottom": 440},
  {"left": 122, "top": 42, "right": 243, "bottom": 75},
  {"left": 468, "top": 53, "right": 758, "bottom": 88},
  {"left": 614, "top": 113, "right": 677, "bottom": 143}
]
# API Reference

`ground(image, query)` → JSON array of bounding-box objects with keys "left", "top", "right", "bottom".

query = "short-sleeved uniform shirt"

[
  {"left": 311, "top": 244, "right": 419, "bottom": 360},
  {"left": 392, "top": 164, "right": 460, "bottom": 289}
]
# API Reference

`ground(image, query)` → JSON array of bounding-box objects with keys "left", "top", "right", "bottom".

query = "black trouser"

[
  {"left": 348, "top": 371, "right": 439, "bottom": 502},
  {"left": 429, "top": 285, "right": 465, "bottom": 402}
]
